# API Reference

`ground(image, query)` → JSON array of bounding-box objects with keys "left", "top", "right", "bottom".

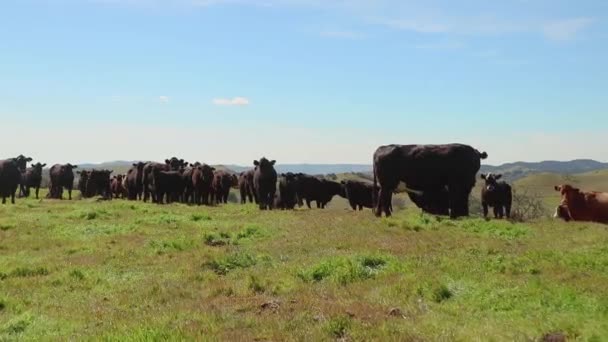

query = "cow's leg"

[
  {"left": 35, "top": 187, "right": 39, "bottom": 199},
  {"left": 306, "top": 199, "right": 311, "bottom": 209},
  {"left": 1, "top": 196, "right": 5, "bottom": 204},
  {"left": 505, "top": 203, "right": 511, "bottom": 219},
  {"left": 68, "top": 187, "right": 72, "bottom": 200},
  {"left": 493, "top": 206, "right": 499, "bottom": 219},
  {"left": 11, "top": 191, "right": 16, "bottom": 204},
  {"left": 358, "top": 205, "right": 363, "bottom": 211},
  {"left": 482, "top": 202, "right": 489, "bottom": 218}
]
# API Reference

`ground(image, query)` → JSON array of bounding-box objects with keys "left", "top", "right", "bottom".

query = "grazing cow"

[
  {"left": 407, "top": 187, "right": 450, "bottom": 216},
  {"left": 554, "top": 185, "right": 608, "bottom": 224},
  {"left": 20, "top": 162, "right": 46, "bottom": 199},
  {"left": 253, "top": 158, "right": 277, "bottom": 210},
  {"left": 373, "top": 144, "right": 487, "bottom": 218},
  {"left": 152, "top": 168, "right": 185, "bottom": 204},
  {"left": 125, "top": 162, "right": 146, "bottom": 200},
  {"left": 341, "top": 180, "right": 377, "bottom": 211},
  {"left": 192, "top": 163, "right": 215, "bottom": 205},
  {"left": 48, "top": 163, "right": 78, "bottom": 200},
  {"left": 110, "top": 174, "right": 126, "bottom": 199},
  {"left": 274, "top": 173, "right": 298, "bottom": 210},
  {"left": 211, "top": 171, "right": 238, "bottom": 204},
  {"left": 0, "top": 155, "right": 32, "bottom": 204},
  {"left": 480, "top": 173, "right": 512, "bottom": 219},
  {"left": 294, "top": 174, "right": 342, "bottom": 209},
  {"left": 84, "top": 169, "right": 113, "bottom": 199},
  {"left": 239, "top": 169, "right": 257, "bottom": 204}
]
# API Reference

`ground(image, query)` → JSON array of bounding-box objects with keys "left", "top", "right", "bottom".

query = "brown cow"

[
  {"left": 554, "top": 185, "right": 608, "bottom": 224},
  {"left": 111, "top": 174, "right": 126, "bottom": 199},
  {"left": 212, "top": 170, "right": 238, "bottom": 204}
]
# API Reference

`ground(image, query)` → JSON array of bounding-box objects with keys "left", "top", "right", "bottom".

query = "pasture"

[{"left": 1, "top": 186, "right": 608, "bottom": 341}]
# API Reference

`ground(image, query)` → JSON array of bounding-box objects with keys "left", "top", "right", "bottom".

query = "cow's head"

[
  {"left": 253, "top": 157, "right": 276, "bottom": 171},
  {"left": 31, "top": 162, "right": 46, "bottom": 173},
  {"left": 133, "top": 162, "right": 146, "bottom": 172},
  {"left": 196, "top": 164, "right": 215, "bottom": 182},
  {"left": 65, "top": 163, "right": 78, "bottom": 170},
  {"left": 554, "top": 184, "right": 583, "bottom": 205},
  {"left": 480, "top": 173, "right": 502, "bottom": 192},
  {"left": 12, "top": 155, "right": 33, "bottom": 172},
  {"left": 165, "top": 157, "right": 186, "bottom": 171},
  {"left": 231, "top": 174, "right": 239, "bottom": 187}
]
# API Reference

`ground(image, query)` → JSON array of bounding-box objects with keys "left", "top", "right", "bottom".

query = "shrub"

[{"left": 510, "top": 188, "right": 547, "bottom": 222}]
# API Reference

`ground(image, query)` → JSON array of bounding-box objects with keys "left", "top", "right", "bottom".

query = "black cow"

[
  {"left": 77, "top": 170, "right": 89, "bottom": 197},
  {"left": 84, "top": 169, "right": 113, "bottom": 199},
  {"left": 48, "top": 163, "right": 78, "bottom": 200},
  {"left": 125, "top": 162, "right": 146, "bottom": 200},
  {"left": 341, "top": 180, "right": 377, "bottom": 211},
  {"left": 20, "top": 162, "right": 46, "bottom": 199},
  {"left": 239, "top": 169, "right": 257, "bottom": 204},
  {"left": 253, "top": 158, "right": 277, "bottom": 210},
  {"left": 373, "top": 144, "right": 487, "bottom": 218},
  {"left": 142, "top": 158, "right": 187, "bottom": 203},
  {"left": 294, "top": 174, "right": 342, "bottom": 209},
  {"left": 211, "top": 170, "right": 238, "bottom": 204},
  {"left": 274, "top": 173, "right": 298, "bottom": 210},
  {"left": 191, "top": 163, "right": 215, "bottom": 205},
  {"left": 480, "top": 173, "right": 512, "bottom": 219},
  {"left": 0, "top": 155, "right": 32, "bottom": 204},
  {"left": 152, "top": 168, "right": 185, "bottom": 204}
]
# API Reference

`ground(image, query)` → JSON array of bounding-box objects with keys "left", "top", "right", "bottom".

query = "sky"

[{"left": 1, "top": 0, "right": 607, "bottom": 165}]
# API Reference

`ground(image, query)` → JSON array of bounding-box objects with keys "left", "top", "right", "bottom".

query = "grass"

[{"left": 1, "top": 189, "right": 608, "bottom": 340}]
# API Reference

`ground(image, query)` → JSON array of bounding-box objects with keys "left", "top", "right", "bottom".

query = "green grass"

[{"left": 1, "top": 192, "right": 608, "bottom": 341}]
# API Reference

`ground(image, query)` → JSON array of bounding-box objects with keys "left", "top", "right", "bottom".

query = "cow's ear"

[
  {"left": 480, "top": 173, "right": 486, "bottom": 180},
  {"left": 270, "top": 160, "right": 276, "bottom": 165},
  {"left": 495, "top": 174, "right": 502, "bottom": 180},
  {"left": 211, "top": 167, "right": 216, "bottom": 171},
  {"left": 109, "top": 170, "right": 113, "bottom": 174},
  {"left": 253, "top": 160, "right": 259, "bottom": 166},
  {"left": 72, "top": 165, "right": 78, "bottom": 169},
  {"left": 165, "top": 159, "right": 170, "bottom": 164},
  {"left": 26, "top": 157, "right": 33, "bottom": 162},
  {"left": 554, "top": 185, "right": 561, "bottom": 191},
  {"left": 41, "top": 163, "right": 47, "bottom": 167},
  {"left": 180, "top": 159, "right": 184, "bottom": 164},
  {"left": 133, "top": 163, "right": 138, "bottom": 167}
]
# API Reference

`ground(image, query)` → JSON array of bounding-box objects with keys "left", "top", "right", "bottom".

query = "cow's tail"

[{"left": 477, "top": 150, "right": 488, "bottom": 160}]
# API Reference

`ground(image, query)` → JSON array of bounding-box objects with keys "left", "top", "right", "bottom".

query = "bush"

[{"left": 510, "top": 188, "right": 547, "bottom": 222}]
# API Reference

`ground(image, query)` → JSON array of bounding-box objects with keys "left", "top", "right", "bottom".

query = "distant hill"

[{"left": 480, "top": 159, "right": 608, "bottom": 182}]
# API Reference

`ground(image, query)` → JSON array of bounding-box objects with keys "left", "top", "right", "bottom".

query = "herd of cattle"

[{"left": 1, "top": 144, "right": 606, "bottom": 224}]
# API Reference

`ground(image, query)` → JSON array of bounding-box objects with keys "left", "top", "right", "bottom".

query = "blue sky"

[{"left": 1, "top": 0, "right": 607, "bottom": 165}]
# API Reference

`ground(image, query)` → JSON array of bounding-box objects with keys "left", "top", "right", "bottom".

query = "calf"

[
  {"left": 274, "top": 173, "right": 298, "bottom": 210},
  {"left": 152, "top": 169, "right": 185, "bottom": 204},
  {"left": 480, "top": 173, "right": 512, "bottom": 219},
  {"left": 294, "top": 174, "right": 342, "bottom": 209},
  {"left": 212, "top": 171, "right": 238, "bottom": 204},
  {"left": 111, "top": 174, "right": 126, "bottom": 199},
  {"left": 192, "top": 163, "right": 215, "bottom": 205},
  {"left": 554, "top": 185, "right": 608, "bottom": 224},
  {"left": 239, "top": 169, "right": 257, "bottom": 204},
  {"left": 341, "top": 180, "right": 377, "bottom": 211},
  {"left": 84, "top": 169, "right": 113, "bottom": 199},
  {"left": 20, "top": 162, "right": 46, "bottom": 199}
]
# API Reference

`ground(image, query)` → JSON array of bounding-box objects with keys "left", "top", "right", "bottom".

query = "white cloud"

[
  {"left": 542, "top": 17, "right": 595, "bottom": 41},
  {"left": 159, "top": 96, "right": 170, "bottom": 103},
  {"left": 213, "top": 97, "right": 250, "bottom": 106}
]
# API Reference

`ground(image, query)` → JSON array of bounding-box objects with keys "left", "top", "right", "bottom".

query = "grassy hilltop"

[{"left": 1, "top": 186, "right": 608, "bottom": 340}]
